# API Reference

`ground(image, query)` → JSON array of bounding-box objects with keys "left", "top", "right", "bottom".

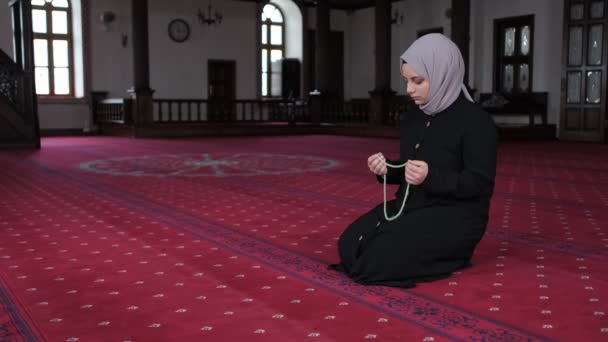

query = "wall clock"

[{"left": 168, "top": 19, "right": 190, "bottom": 43}]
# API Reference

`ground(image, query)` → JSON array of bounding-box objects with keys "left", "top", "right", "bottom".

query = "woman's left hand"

[{"left": 405, "top": 160, "right": 429, "bottom": 185}]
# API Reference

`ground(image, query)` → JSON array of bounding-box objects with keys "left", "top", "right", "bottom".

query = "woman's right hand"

[{"left": 367, "top": 153, "right": 387, "bottom": 176}]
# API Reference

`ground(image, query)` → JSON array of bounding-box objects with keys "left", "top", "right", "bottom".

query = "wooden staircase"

[
  {"left": 0, "top": 50, "right": 39, "bottom": 149},
  {"left": 0, "top": 0, "right": 40, "bottom": 149}
]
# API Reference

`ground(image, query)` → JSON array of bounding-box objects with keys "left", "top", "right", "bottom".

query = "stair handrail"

[{"left": 0, "top": 49, "right": 24, "bottom": 111}]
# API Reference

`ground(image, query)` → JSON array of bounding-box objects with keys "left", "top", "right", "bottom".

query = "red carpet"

[{"left": 0, "top": 136, "right": 606, "bottom": 341}]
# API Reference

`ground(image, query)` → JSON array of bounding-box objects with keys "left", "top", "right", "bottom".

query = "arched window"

[
  {"left": 261, "top": 4, "right": 285, "bottom": 97},
  {"left": 32, "top": 0, "right": 73, "bottom": 96}
]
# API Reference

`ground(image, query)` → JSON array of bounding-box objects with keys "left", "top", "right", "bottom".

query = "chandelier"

[{"left": 198, "top": 0, "right": 222, "bottom": 27}]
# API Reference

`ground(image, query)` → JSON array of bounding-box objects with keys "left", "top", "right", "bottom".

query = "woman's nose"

[{"left": 407, "top": 84, "right": 415, "bottom": 94}]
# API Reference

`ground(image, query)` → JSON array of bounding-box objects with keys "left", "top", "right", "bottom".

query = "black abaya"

[{"left": 331, "top": 96, "right": 498, "bottom": 288}]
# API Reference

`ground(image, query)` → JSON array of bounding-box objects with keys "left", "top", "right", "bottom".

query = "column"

[
  {"left": 314, "top": 0, "right": 330, "bottom": 93},
  {"left": 129, "top": 0, "right": 154, "bottom": 126},
  {"left": 369, "top": 0, "right": 395, "bottom": 126},
  {"left": 11, "top": 0, "right": 40, "bottom": 145},
  {"left": 310, "top": 0, "right": 331, "bottom": 124},
  {"left": 451, "top": 0, "right": 471, "bottom": 87}
]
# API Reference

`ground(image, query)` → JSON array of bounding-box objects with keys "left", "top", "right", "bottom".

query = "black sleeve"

[
  {"left": 375, "top": 109, "right": 415, "bottom": 185},
  {"left": 376, "top": 158, "right": 405, "bottom": 185},
  {"left": 421, "top": 114, "right": 497, "bottom": 199}
]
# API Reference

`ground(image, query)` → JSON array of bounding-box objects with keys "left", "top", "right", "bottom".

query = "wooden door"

[
  {"left": 561, "top": 0, "right": 607, "bottom": 142},
  {"left": 208, "top": 60, "right": 236, "bottom": 122}
]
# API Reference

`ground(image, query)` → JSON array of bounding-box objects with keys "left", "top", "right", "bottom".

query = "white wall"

[
  {"left": 39, "top": 0, "right": 135, "bottom": 131},
  {"left": 37, "top": 102, "right": 90, "bottom": 129},
  {"left": 306, "top": 8, "right": 350, "bottom": 97},
  {"left": 0, "top": 0, "right": 567, "bottom": 130},
  {"left": 346, "top": 0, "right": 563, "bottom": 128},
  {"left": 346, "top": 8, "right": 375, "bottom": 99},
  {"left": 390, "top": 0, "right": 451, "bottom": 95},
  {"left": 72, "top": 0, "right": 85, "bottom": 98},
  {"left": 0, "top": 2, "right": 13, "bottom": 59},
  {"left": 90, "top": 0, "right": 133, "bottom": 98},
  {"left": 471, "top": 0, "right": 564, "bottom": 126},
  {"left": 343, "top": 0, "right": 451, "bottom": 99},
  {"left": 149, "top": 0, "right": 258, "bottom": 99},
  {"left": 272, "top": 0, "right": 303, "bottom": 62},
  {"left": 0, "top": 0, "right": 93, "bottom": 130},
  {"left": 273, "top": 0, "right": 303, "bottom": 97}
]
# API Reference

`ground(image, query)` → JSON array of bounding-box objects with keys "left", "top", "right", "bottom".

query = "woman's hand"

[
  {"left": 367, "top": 152, "right": 387, "bottom": 176},
  {"left": 405, "top": 160, "right": 428, "bottom": 185}
]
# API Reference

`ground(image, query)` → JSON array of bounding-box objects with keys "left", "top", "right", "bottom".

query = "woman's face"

[{"left": 401, "top": 63, "right": 430, "bottom": 105}]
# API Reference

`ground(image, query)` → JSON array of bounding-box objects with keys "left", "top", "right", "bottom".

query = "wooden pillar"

[
  {"left": 369, "top": 0, "right": 395, "bottom": 126},
  {"left": 10, "top": 0, "right": 40, "bottom": 147},
  {"left": 129, "top": 0, "right": 154, "bottom": 127},
  {"left": 301, "top": 1, "right": 311, "bottom": 98},
  {"left": 314, "top": 0, "right": 330, "bottom": 94},
  {"left": 451, "top": 0, "right": 471, "bottom": 86}
]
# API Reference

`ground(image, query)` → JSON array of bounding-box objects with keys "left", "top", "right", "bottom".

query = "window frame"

[
  {"left": 261, "top": 3, "right": 285, "bottom": 98},
  {"left": 493, "top": 15, "right": 535, "bottom": 94},
  {"left": 32, "top": 0, "right": 74, "bottom": 98}
]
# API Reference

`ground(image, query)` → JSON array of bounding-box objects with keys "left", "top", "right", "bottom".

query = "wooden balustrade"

[
  {"left": 152, "top": 98, "right": 310, "bottom": 123},
  {"left": 0, "top": 49, "right": 25, "bottom": 115},
  {"left": 319, "top": 98, "right": 370, "bottom": 124},
  {"left": 91, "top": 96, "right": 411, "bottom": 128},
  {"left": 94, "top": 98, "right": 132, "bottom": 124},
  {"left": 387, "top": 95, "right": 414, "bottom": 126}
]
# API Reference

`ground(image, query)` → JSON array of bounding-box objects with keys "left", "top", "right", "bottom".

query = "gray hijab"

[{"left": 400, "top": 33, "right": 473, "bottom": 115}]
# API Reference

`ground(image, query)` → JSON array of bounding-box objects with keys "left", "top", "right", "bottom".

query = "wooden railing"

[
  {"left": 480, "top": 92, "right": 549, "bottom": 127},
  {"left": 153, "top": 98, "right": 310, "bottom": 123},
  {"left": 94, "top": 98, "right": 132, "bottom": 124},
  {"left": 321, "top": 98, "right": 370, "bottom": 124},
  {"left": 91, "top": 96, "right": 412, "bottom": 128},
  {"left": 0, "top": 49, "right": 24, "bottom": 114},
  {"left": 387, "top": 95, "right": 414, "bottom": 126}
]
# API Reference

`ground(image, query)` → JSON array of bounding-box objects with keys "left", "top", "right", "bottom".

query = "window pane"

[
  {"left": 32, "top": 9, "right": 47, "bottom": 33},
  {"left": 262, "top": 25, "right": 267, "bottom": 44},
  {"left": 53, "top": 40, "right": 69, "bottom": 67},
  {"left": 33, "top": 39, "right": 48, "bottom": 67},
  {"left": 270, "top": 8, "right": 283, "bottom": 23},
  {"left": 270, "top": 25, "right": 282, "bottom": 45},
  {"left": 262, "top": 72, "right": 268, "bottom": 96},
  {"left": 518, "top": 64, "right": 529, "bottom": 92},
  {"left": 504, "top": 27, "right": 515, "bottom": 56},
  {"left": 35, "top": 67, "right": 50, "bottom": 95},
  {"left": 31, "top": 0, "right": 45, "bottom": 6},
  {"left": 271, "top": 60, "right": 281, "bottom": 74},
  {"left": 568, "top": 26, "right": 583, "bottom": 65},
  {"left": 591, "top": 1, "right": 604, "bottom": 19},
  {"left": 567, "top": 72, "right": 582, "bottom": 103},
  {"left": 271, "top": 73, "right": 281, "bottom": 96},
  {"left": 54, "top": 67, "right": 70, "bottom": 95},
  {"left": 52, "top": 11, "right": 68, "bottom": 34},
  {"left": 261, "top": 49, "right": 268, "bottom": 72},
  {"left": 262, "top": 4, "right": 276, "bottom": 21},
  {"left": 270, "top": 50, "right": 282, "bottom": 73},
  {"left": 52, "top": 0, "right": 69, "bottom": 8},
  {"left": 270, "top": 50, "right": 282, "bottom": 64},
  {"left": 586, "top": 71, "right": 601, "bottom": 104},
  {"left": 520, "top": 26, "right": 530, "bottom": 56},
  {"left": 588, "top": 24, "right": 603, "bottom": 65},
  {"left": 503, "top": 64, "right": 514, "bottom": 92},
  {"left": 570, "top": 3, "right": 584, "bottom": 20}
]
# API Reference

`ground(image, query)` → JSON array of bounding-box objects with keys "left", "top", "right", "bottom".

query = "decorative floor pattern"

[{"left": 0, "top": 136, "right": 606, "bottom": 341}]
